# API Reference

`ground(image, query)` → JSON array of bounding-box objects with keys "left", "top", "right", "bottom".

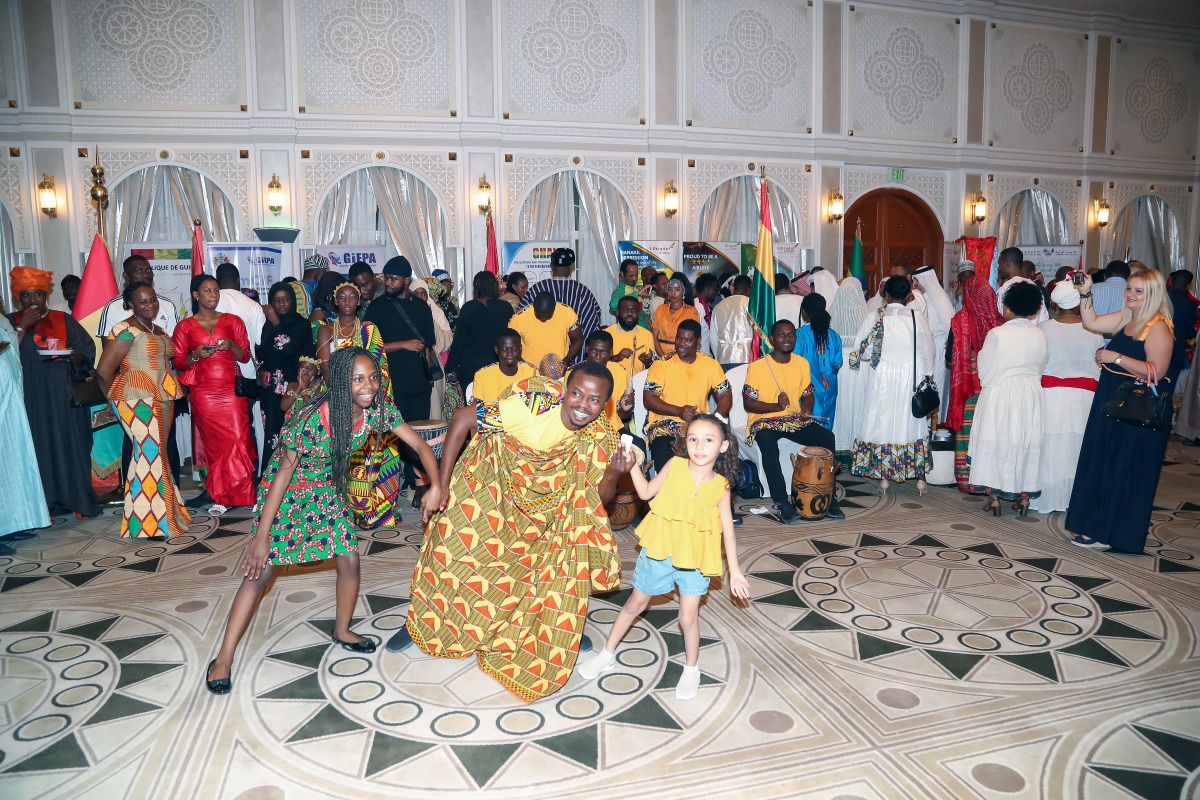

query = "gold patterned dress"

[
  {"left": 107, "top": 320, "right": 190, "bottom": 538},
  {"left": 406, "top": 377, "right": 620, "bottom": 702}
]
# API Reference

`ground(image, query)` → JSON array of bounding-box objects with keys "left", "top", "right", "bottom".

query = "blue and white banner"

[
  {"left": 502, "top": 241, "right": 570, "bottom": 285},
  {"left": 206, "top": 243, "right": 286, "bottom": 298}
]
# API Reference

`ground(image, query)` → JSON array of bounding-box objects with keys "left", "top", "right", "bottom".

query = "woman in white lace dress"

[{"left": 830, "top": 277, "right": 868, "bottom": 457}]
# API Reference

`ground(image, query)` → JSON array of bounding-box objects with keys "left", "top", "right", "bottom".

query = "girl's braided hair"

[{"left": 292, "top": 346, "right": 384, "bottom": 503}]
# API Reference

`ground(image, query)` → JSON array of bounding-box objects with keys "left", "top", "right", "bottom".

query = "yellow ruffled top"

[{"left": 636, "top": 457, "right": 728, "bottom": 577}]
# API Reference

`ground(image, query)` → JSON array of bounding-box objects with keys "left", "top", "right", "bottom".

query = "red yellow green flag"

[{"left": 749, "top": 173, "right": 776, "bottom": 358}]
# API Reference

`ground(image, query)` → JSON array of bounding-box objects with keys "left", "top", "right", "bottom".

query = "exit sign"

[{"left": 890, "top": 168, "right": 906, "bottom": 181}]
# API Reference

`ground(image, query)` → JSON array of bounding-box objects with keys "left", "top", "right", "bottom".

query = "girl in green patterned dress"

[{"left": 204, "top": 347, "right": 443, "bottom": 695}]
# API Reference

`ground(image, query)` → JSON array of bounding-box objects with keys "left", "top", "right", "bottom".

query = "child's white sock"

[
  {"left": 676, "top": 664, "right": 701, "bottom": 700},
  {"left": 577, "top": 647, "right": 617, "bottom": 680}
]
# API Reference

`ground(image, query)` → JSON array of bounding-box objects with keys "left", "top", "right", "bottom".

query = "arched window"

[
  {"left": 1110, "top": 194, "right": 1182, "bottom": 274},
  {"left": 993, "top": 188, "right": 1071, "bottom": 248},
  {"left": 698, "top": 176, "right": 801, "bottom": 243},
  {"left": 0, "top": 201, "right": 17, "bottom": 311},
  {"left": 315, "top": 165, "right": 451, "bottom": 278},
  {"left": 517, "top": 170, "right": 634, "bottom": 307},
  {"left": 109, "top": 165, "right": 240, "bottom": 265}
]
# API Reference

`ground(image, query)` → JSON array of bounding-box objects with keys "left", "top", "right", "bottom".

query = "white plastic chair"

[{"left": 725, "top": 363, "right": 804, "bottom": 497}]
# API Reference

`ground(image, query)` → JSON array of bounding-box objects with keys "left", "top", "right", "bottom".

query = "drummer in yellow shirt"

[
  {"left": 742, "top": 319, "right": 845, "bottom": 525},
  {"left": 583, "top": 329, "right": 634, "bottom": 432},
  {"left": 470, "top": 328, "right": 537, "bottom": 404},
  {"left": 643, "top": 319, "right": 731, "bottom": 473},
  {"left": 510, "top": 291, "right": 583, "bottom": 368},
  {"left": 604, "top": 295, "right": 655, "bottom": 377}
]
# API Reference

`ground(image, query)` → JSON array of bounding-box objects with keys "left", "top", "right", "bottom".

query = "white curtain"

[
  {"left": 993, "top": 188, "right": 1071, "bottom": 249},
  {"left": 109, "top": 165, "right": 239, "bottom": 264},
  {"left": 516, "top": 170, "right": 634, "bottom": 307},
  {"left": 697, "top": 176, "right": 801, "bottom": 243},
  {"left": 0, "top": 202, "right": 15, "bottom": 312},
  {"left": 314, "top": 166, "right": 449, "bottom": 280},
  {"left": 1109, "top": 195, "right": 1182, "bottom": 275}
]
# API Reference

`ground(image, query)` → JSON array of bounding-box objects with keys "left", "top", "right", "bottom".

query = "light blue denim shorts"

[{"left": 630, "top": 549, "right": 711, "bottom": 597}]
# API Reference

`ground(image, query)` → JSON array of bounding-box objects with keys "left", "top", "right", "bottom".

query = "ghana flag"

[{"left": 749, "top": 173, "right": 776, "bottom": 358}]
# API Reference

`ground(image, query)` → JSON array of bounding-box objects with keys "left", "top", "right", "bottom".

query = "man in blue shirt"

[{"left": 1091, "top": 260, "right": 1129, "bottom": 317}]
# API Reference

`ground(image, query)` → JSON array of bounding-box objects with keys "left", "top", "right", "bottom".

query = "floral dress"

[{"left": 257, "top": 400, "right": 404, "bottom": 565}]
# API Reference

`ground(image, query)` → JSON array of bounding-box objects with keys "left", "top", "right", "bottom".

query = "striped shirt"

[{"left": 518, "top": 277, "right": 602, "bottom": 361}]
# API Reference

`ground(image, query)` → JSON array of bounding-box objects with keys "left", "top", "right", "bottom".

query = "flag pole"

[{"left": 89, "top": 148, "right": 109, "bottom": 243}]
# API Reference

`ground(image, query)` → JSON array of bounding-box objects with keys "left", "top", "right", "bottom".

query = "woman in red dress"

[{"left": 173, "top": 274, "right": 256, "bottom": 509}]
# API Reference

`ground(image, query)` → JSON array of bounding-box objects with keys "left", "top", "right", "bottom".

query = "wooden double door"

[{"left": 844, "top": 189, "right": 944, "bottom": 295}]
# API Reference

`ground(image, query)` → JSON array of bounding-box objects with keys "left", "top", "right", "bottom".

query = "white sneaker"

[
  {"left": 577, "top": 648, "right": 617, "bottom": 680},
  {"left": 676, "top": 665, "right": 701, "bottom": 701}
]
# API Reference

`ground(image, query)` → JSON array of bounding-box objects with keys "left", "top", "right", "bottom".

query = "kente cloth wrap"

[
  {"left": 406, "top": 376, "right": 620, "bottom": 703},
  {"left": 849, "top": 308, "right": 885, "bottom": 370}
]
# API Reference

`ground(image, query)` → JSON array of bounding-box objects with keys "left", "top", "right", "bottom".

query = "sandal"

[{"left": 983, "top": 498, "right": 1001, "bottom": 517}]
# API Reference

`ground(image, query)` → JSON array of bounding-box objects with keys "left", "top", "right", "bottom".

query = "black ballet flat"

[
  {"left": 205, "top": 659, "right": 231, "bottom": 695},
  {"left": 332, "top": 635, "right": 377, "bottom": 654}
]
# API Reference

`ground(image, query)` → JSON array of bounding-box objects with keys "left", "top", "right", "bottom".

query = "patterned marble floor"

[{"left": 1, "top": 440, "right": 1198, "bottom": 799}]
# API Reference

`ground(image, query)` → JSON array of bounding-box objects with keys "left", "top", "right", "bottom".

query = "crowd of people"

[{"left": 2, "top": 243, "right": 1197, "bottom": 702}]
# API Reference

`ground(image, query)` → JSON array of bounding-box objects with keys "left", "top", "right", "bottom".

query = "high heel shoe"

[
  {"left": 879, "top": 478, "right": 890, "bottom": 495},
  {"left": 1013, "top": 498, "right": 1030, "bottom": 517},
  {"left": 205, "top": 659, "right": 232, "bottom": 695},
  {"left": 332, "top": 634, "right": 378, "bottom": 654},
  {"left": 984, "top": 498, "right": 1001, "bottom": 517},
  {"left": 917, "top": 480, "right": 928, "bottom": 497}
]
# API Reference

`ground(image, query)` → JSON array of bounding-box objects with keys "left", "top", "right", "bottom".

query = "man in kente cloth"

[{"left": 387, "top": 362, "right": 635, "bottom": 702}]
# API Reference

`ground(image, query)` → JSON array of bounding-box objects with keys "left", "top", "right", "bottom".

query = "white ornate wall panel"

[
  {"left": 988, "top": 174, "right": 1081, "bottom": 242},
  {"left": 0, "top": 154, "right": 31, "bottom": 251},
  {"left": 1109, "top": 42, "right": 1200, "bottom": 157},
  {"left": 989, "top": 27, "right": 1087, "bottom": 150},
  {"left": 298, "top": 0, "right": 453, "bottom": 112},
  {"left": 848, "top": 10, "right": 957, "bottom": 141},
  {"left": 684, "top": 159, "right": 811, "bottom": 241},
  {"left": 503, "top": 155, "right": 646, "bottom": 238},
  {"left": 687, "top": 0, "right": 810, "bottom": 130},
  {"left": 70, "top": 0, "right": 243, "bottom": 108},
  {"left": 844, "top": 167, "right": 949, "bottom": 232},
  {"left": 504, "top": 0, "right": 642, "bottom": 120}
]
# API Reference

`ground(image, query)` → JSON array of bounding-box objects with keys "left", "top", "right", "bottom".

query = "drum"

[
  {"left": 791, "top": 446, "right": 835, "bottom": 520},
  {"left": 606, "top": 473, "right": 644, "bottom": 530},
  {"left": 408, "top": 419, "right": 449, "bottom": 460}
]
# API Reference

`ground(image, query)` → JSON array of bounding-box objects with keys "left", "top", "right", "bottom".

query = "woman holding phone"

[{"left": 173, "top": 274, "right": 257, "bottom": 511}]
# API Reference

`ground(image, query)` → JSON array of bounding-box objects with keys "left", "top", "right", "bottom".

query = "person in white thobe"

[
  {"left": 912, "top": 265, "right": 955, "bottom": 417},
  {"left": 709, "top": 279, "right": 753, "bottom": 365}
]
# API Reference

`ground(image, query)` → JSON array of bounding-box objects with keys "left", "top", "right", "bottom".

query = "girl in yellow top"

[{"left": 578, "top": 414, "right": 750, "bottom": 700}]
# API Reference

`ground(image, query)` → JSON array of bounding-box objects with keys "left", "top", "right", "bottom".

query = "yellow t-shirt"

[
  {"left": 601, "top": 360, "right": 631, "bottom": 432},
  {"left": 472, "top": 361, "right": 537, "bottom": 404},
  {"left": 604, "top": 323, "right": 653, "bottom": 376},
  {"left": 497, "top": 393, "right": 572, "bottom": 450},
  {"left": 743, "top": 355, "right": 812, "bottom": 431},
  {"left": 644, "top": 352, "right": 730, "bottom": 428},
  {"left": 510, "top": 305, "right": 579, "bottom": 368}
]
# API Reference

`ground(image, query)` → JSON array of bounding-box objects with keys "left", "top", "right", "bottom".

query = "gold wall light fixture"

[
  {"left": 827, "top": 189, "right": 844, "bottom": 222},
  {"left": 663, "top": 180, "right": 679, "bottom": 217},
  {"left": 267, "top": 174, "right": 284, "bottom": 215},
  {"left": 38, "top": 174, "right": 57, "bottom": 218},
  {"left": 476, "top": 175, "right": 492, "bottom": 215},
  {"left": 971, "top": 191, "right": 988, "bottom": 224},
  {"left": 1094, "top": 198, "right": 1110, "bottom": 229}
]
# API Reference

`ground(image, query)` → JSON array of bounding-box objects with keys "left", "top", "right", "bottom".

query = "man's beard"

[{"left": 617, "top": 319, "right": 638, "bottom": 331}]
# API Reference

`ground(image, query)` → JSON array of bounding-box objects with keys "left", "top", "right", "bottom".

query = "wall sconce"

[
  {"left": 38, "top": 174, "right": 57, "bottom": 218},
  {"left": 827, "top": 189, "right": 844, "bottom": 222},
  {"left": 1094, "top": 198, "right": 1110, "bottom": 229},
  {"left": 971, "top": 191, "right": 988, "bottom": 224},
  {"left": 476, "top": 174, "right": 492, "bottom": 215},
  {"left": 663, "top": 180, "right": 679, "bottom": 217},
  {"left": 266, "top": 174, "right": 284, "bottom": 215}
]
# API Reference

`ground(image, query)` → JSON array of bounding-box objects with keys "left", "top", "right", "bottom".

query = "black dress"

[
  {"left": 257, "top": 314, "right": 316, "bottom": 467},
  {"left": 9, "top": 311, "right": 101, "bottom": 518},
  {"left": 1065, "top": 329, "right": 1177, "bottom": 553},
  {"left": 446, "top": 298, "right": 514, "bottom": 387}
]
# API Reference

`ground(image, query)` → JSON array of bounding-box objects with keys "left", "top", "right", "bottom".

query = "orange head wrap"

[{"left": 10, "top": 266, "right": 54, "bottom": 297}]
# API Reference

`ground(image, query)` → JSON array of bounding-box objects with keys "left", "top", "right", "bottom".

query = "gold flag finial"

[
  {"left": 760, "top": 165, "right": 767, "bottom": 180},
  {"left": 89, "top": 147, "right": 109, "bottom": 240}
]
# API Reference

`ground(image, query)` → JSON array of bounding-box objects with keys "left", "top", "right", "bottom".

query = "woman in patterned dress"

[
  {"left": 316, "top": 281, "right": 403, "bottom": 528},
  {"left": 204, "top": 347, "right": 443, "bottom": 695},
  {"left": 97, "top": 282, "right": 191, "bottom": 539}
]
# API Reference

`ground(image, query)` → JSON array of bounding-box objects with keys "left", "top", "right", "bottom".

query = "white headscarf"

[
  {"left": 913, "top": 265, "right": 954, "bottom": 337},
  {"left": 810, "top": 268, "right": 840, "bottom": 308},
  {"left": 1050, "top": 280, "right": 1081, "bottom": 310},
  {"left": 830, "top": 277, "right": 868, "bottom": 340}
]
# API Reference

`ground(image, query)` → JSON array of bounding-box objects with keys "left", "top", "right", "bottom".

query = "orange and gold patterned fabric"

[{"left": 405, "top": 376, "right": 619, "bottom": 702}]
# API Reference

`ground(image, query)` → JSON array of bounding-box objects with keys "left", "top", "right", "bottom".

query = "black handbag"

[
  {"left": 392, "top": 297, "right": 444, "bottom": 382},
  {"left": 1101, "top": 363, "right": 1173, "bottom": 431},
  {"left": 910, "top": 311, "right": 940, "bottom": 418},
  {"left": 68, "top": 365, "right": 107, "bottom": 408},
  {"left": 234, "top": 375, "right": 261, "bottom": 399}
]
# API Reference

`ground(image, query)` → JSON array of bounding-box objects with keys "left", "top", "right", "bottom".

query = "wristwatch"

[{"left": 1114, "top": 356, "right": 1123, "bottom": 366}]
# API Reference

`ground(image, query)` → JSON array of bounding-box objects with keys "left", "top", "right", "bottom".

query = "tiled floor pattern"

[{"left": 1, "top": 441, "right": 1198, "bottom": 799}]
